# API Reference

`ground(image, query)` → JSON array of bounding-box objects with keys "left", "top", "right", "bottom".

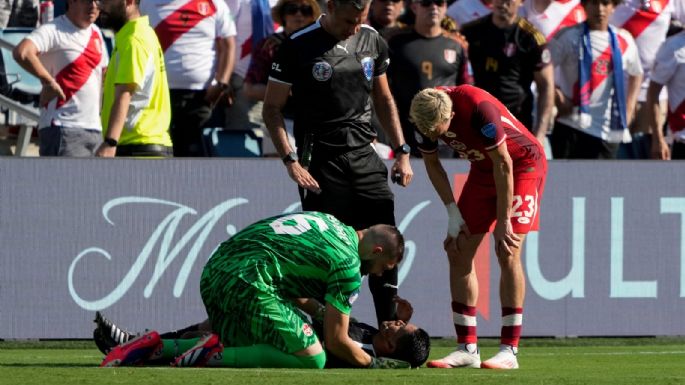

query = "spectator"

[
  {"left": 646, "top": 23, "right": 685, "bottom": 159},
  {"left": 387, "top": 0, "right": 470, "bottom": 157},
  {"left": 446, "top": 0, "right": 491, "bottom": 27},
  {"left": 243, "top": 0, "right": 321, "bottom": 156},
  {"left": 368, "top": 0, "right": 406, "bottom": 40},
  {"left": 0, "top": 0, "right": 38, "bottom": 28},
  {"left": 263, "top": 0, "right": 413, "bottom": 326},
  {"left": 223, "top": 0, "right": 278, "bottom": 135},
  {"left": 611, "top": 0, "right": 679, "bottom": 159},
  {"left": 96, "top": 0, "right": 173, "bottom": 157},
  {"left": 461, "top": 0, "right": 555, "bottom": 143},
  {"left": 548, "top": 0, "right": 642, "bottom": 159},
  {"left": 140, "top": 0, "right": 237, "bottom": 157},
  {"left": 13, "top": 0, "right": 108, "bottom": 156},
  {"left": 519, "top": 0, "right": 586, "bottom": 40}
]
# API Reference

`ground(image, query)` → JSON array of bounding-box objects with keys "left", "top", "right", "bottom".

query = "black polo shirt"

[{"left": 269, "top": 19, "right": 390, "bottom": 152}]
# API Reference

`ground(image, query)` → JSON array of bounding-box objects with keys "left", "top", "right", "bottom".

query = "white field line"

[{"left": 524, "top": 350, "right": 685, "bottom": 356}]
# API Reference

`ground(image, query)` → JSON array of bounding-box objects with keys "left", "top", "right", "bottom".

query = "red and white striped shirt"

[
  {"left": 141, "top": 0, "right": 237, "bottom": 90},
  {"left": 447, "top": 0, "right": 492, "bottom": 27},
  {"left": 27, "top": 16, "right": 108, "bottom": 130},
  {"left": 550, "top": 24, "right": 642, "bottom": 142},
  {"left": 651, "top": 31, "right": 685, "bottom": 141},
  {"left": 226, "top": 0, "right": 278, "bottom": 78},
  {"left": 610, "top": 0, "right": 674, "bottom": 101},
  {"left": 519, "top": 0, "right": 586, "bottom": 40}
]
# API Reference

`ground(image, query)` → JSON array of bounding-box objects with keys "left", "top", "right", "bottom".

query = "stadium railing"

[{"left": 0, "top": 27, "right": 40, "bottom": 156}]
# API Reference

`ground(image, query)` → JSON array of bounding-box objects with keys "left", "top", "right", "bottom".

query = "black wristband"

[{"left": 104, "top": 137, "right": 118, "bottom": 147}]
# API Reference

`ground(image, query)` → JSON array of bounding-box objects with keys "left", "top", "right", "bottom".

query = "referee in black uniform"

[{"left": 263, "top": 0, "right": 413, "bottom": 326}]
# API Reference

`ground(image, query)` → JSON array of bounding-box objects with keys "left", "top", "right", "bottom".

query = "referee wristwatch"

[
  {"left": 103, "top": 137, "right": 118, "bottom": 147},
  {"left": 282, "top": 151, "right": 298, "bottom": 164},
  {"left": 394, "top": 143, "right": 411, "bottom": 155}
]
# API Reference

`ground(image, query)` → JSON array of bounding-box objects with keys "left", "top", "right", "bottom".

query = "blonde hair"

[{"left": 409, "top": 88, "right": 453, "bottom": 137}]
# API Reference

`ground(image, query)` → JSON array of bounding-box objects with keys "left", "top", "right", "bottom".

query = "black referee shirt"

[{"left": 269, "top": 19, "right": 390, "bottom": 152}]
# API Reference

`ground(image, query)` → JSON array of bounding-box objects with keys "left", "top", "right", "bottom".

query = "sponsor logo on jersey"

[
  {"left": 312, "top": 61, "right": 333, "bottom": 82},
  {"left": 444, "top": 49, "right": 457, "bottom": 64},
  {"left": 481, "top": 122, "right": 496, "bottom": 138},
  {"left": 361, "top": 57, "right": 374, "bottom": 81},
  {"left": 348, "top": 290, "right": 360, "bottom": 305},
  {"left": 302, "top": 323, "right": 314, "bottom": 337}
]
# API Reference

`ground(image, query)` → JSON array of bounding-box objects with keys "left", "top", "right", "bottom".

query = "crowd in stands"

[{"left": 1, "top": 0, "right": 684, "bottom": 159}]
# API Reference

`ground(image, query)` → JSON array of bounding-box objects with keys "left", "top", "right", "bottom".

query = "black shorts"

[
  {"left": 302, "top": 144, "right": 395, "bottom": 229},
  {"left": 550, "top": 121, "right": 619, "bottom": 159}
]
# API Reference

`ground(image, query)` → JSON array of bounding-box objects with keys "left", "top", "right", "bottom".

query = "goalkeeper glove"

[{"left": 368, "top": 357, "right": 411, "bottom": 369}]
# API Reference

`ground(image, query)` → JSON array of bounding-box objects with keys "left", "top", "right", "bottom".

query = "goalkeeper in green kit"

[{"left": 101, "top": 211, "right": 411, "bottom": 369}]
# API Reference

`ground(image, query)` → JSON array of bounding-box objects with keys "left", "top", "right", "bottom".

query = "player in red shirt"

[{"left": 409, "top": 85, "right": 547, "bottom": 369}]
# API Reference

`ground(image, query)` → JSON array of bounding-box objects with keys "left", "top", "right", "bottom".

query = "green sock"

[
  {"left": 146, "top": 338, "right": 201, "bottom": 364},
  {"left": 207, "top": 344, "right": 326, "bottom": 369}
]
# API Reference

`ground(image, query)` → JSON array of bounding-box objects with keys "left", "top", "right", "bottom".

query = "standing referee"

[{"left": 263, "top": 0, "right": 413, "bottom": 325}]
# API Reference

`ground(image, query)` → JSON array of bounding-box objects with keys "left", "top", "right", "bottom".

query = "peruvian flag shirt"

[
  {"left": 447, "top": 0, "right": 492, "bottom": 27},
  {"left": 140, "top": 0, "right": 237, "bottom": 90},
  {"left": 27, "top": 16, "right": 108, "bottom": 130},
  {"left": 651, "top": 31, "right": 685, "bottom": 142},
  {"left": 610, "top": 0, "right": 675, "bottom": 99},
  {"left": 519, "top": 0, "right": 586, "bottom": 40},
  {"left": 549, "top": 24, "right": 642, "bottom": 141}
]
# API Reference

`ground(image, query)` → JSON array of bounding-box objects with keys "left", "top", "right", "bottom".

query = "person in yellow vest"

[{"left": 96, "top": 0, "right": 172, "bottom": 157}]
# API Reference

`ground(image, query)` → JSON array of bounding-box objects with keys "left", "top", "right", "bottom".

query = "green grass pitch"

[{"left": 1, "top": 338, "right": 684, "bottom": 385}]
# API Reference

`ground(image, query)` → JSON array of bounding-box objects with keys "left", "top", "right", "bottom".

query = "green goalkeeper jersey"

[{"left": 204, "top": 212, "right": 361, "bottom": 315}]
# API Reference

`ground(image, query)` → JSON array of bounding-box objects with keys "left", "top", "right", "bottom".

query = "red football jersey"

[{"left": 420, "top": 85, "right": 545, "bottom": 175}]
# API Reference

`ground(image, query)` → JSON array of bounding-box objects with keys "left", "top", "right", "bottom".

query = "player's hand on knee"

[{"left": 493, "top": 221, "right": 520, "bottom": 257}]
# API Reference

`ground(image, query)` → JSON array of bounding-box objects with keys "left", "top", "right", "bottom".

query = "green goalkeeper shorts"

[{"left": 200, "top": 267, "right": 319, "bottom": 354}]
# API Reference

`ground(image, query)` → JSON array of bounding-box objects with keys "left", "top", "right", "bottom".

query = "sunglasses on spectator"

[
  {"left": 283, "top": 3, "right": 314, "bottom": 16},
  {"left": 415, "top": 0, "right": 446, "bottom": 6}
]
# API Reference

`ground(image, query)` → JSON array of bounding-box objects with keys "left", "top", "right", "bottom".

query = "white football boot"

[
  {"left": 427, "top": 344, "right": 481, "bottom": 368},
  {"left": 481, "top": 345, "right": 519, "bottom": 369}
]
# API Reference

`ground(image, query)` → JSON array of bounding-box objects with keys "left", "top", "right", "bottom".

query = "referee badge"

[
  {"left": 361, "top": 57, "right": 374, "bottom": 81},
  {"left": 312, "top": 61, "right": 333, "bottom": 82}
]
